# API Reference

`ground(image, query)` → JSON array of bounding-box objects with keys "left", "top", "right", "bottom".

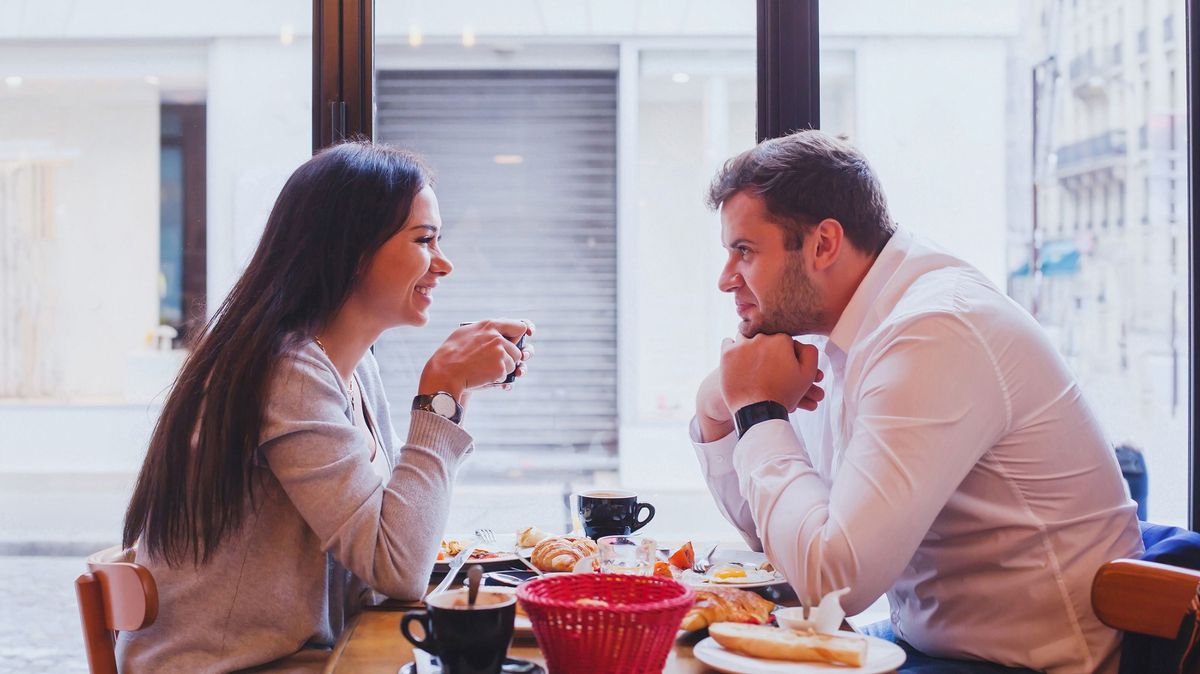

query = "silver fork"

[
  {"left": 693, "top": 543, "right": 718, "bottom": 574},
  {"left": 474, "top": 528, "right": 497, "bottom": 543}
]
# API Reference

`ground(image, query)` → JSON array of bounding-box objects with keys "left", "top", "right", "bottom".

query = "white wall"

[
  {"left": 205, "top": 37, "right": 312, "bottom": 310},
  {"left": 851, "top": 37, "right": 1011, "bottom": 285},
  {"left": 822, "top": 0, "right": 1023, "bottom": 286},
  {"left": 619, "top": 47, "right": 756, "bottom": 489},
  {"left": 0, "top": 82, "right": 160, "bottom": 399}
]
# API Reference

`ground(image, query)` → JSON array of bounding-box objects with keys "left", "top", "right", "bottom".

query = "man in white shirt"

[{"left": 693, "top": 130, "right": 1142, "bottom": 673}]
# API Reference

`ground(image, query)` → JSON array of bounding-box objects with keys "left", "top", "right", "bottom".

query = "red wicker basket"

[{"left": 516, "top": 573, "right": 694, "bottom": 674}]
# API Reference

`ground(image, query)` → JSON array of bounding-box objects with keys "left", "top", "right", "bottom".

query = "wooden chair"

[
  {"left": 1092, "top": 558, "right": 1200, "bottom": 639},
  {"left": 75, "top": 545, "right": 158, "bottom": 674}
]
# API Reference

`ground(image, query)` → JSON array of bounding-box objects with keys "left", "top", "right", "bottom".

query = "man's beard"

[{"left": 741, "top": 261, "right": 827, "bottom": 337}]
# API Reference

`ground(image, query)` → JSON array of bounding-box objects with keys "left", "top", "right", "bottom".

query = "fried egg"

[{"left": 704, "top": 563, "right": 776, "bottom": 585}]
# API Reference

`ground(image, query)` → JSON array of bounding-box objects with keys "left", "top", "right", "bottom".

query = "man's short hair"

[{"left": 707, "top": 130, "right": 895, "bottom": 255}]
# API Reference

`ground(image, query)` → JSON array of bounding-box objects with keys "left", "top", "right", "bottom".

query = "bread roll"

[
  {"left": 680, "top": 587, "right": 775, "bottom": 631},
  {"left": 516, "top": 526, "right": 550, "bottom": 548},
  {"left": 708, "top": 623, "right": 867, "bottom": 667},
  {"left": 531, "top": 536, "right": 597, "bottom": 572}
]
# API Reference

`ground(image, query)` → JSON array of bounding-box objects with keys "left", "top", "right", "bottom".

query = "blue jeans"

[{"left": 860, "top": 621, "right": 1041, "bottom": 673}]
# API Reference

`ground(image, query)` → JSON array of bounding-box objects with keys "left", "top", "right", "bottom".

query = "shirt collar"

[{"left": 826, "top": 226, "right": 913, "bottom": 359}]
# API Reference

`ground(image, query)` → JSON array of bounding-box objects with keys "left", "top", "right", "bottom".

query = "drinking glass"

[{"left": 597, "top": 535, "right": 656, "bottom": 575}]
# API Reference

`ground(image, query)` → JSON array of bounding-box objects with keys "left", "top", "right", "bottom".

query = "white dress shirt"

[{"left": 693, "top": 227, "right": 1142, "bottom": 673}]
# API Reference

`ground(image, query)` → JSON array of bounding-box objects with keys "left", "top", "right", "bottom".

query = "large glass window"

[
  {"left": 372, "top": 5, "right": 758, "bottom": 541},
  {"left": 820, "top": 0, "right": 1191, "bottom": 525}
]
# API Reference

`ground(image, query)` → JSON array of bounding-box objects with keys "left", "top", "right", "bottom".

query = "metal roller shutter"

[{"left": 374, "top": 70, "right": 619, "bottom": 480}]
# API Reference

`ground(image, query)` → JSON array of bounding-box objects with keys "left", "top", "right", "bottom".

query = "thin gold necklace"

[{"left": 313, "top": 336, "right": 356, "bottom": 415}]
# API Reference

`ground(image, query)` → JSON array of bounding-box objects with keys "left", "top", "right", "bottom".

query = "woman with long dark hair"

[{"left": 116, "top": 141, "right": 533, "bottom": 672}]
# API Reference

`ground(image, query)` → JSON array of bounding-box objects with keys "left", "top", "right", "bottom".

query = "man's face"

[{"left": 718, "top": 191, "right": 828, "bottom": 337}]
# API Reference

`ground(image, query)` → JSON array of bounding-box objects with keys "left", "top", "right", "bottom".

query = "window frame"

[
  {"left": 1187, "top": 0, "right": 1198, "bottom": 530},
  {"left": 313, "top": 0, "right": 373, "bottom": 152}
]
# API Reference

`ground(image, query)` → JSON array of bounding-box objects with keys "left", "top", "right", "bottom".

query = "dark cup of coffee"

[
  {"left": 577, "top": 489, "right": 655, "bottom": 540},
  {"left": 460, "top": 321, "right": 527, "bottom": 384},
  {"left": 400, "top": 589, "right": 516, "bottom": 674}
]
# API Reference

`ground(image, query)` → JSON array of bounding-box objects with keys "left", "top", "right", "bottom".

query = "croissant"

[
  {"left": 531, "top": 536, "right": 597, "bottom": 572},
  {"left": 680, "top": 587, "right": 775, "bottom": 632},
  {"left": 516, "top": 525, "right": 551, "bottom": 548}
]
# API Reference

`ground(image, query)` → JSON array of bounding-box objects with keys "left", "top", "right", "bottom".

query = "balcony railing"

[{"left": 1056, "top": 130, "right": 1128, "bottom": 170}]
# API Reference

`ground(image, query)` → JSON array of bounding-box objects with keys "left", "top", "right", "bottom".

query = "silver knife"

[{"left": 431, "top": 538, "right": 479, "bottom": 595}]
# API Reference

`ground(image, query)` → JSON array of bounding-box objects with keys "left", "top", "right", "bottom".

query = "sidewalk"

[{"left": 0, "top": 473, "right": 136, "bottom": 556}]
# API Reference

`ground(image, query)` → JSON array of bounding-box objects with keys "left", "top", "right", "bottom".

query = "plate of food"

[
  {"left": 694, "top": 624, "right": 906, "bottom": 673},
  {"left": 659, "top": 543, "right": 788, "bottom": 588},
  {"left": 433, "top": 535, "right": 521, "bottom": 570}
]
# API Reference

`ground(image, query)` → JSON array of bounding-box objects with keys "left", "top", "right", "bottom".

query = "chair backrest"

[
  {"left": 75, "top": 545, "right": 158, "bottom": 674},
  {"left": 1093, "top": 558, "right": 1200, "bottom": 639}
]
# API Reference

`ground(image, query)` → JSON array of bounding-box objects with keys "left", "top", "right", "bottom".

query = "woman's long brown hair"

[{"left": 123, "top": 141, "right": 431, "bottom": 566}]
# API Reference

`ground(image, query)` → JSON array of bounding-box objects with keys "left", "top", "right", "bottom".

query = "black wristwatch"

[
  {"left": 412, "top": 392, "right": 464, "bottom": 425},
  {"left": 733, "top": 400, "right": 789, "bottom": 438}
]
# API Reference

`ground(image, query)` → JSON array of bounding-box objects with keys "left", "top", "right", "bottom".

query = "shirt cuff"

[
  {"left": 690, "top": 415, "right": 738, "bottom": 478},
  {"left": 731, "top": 418, "right": 808, "bottom": 476}
]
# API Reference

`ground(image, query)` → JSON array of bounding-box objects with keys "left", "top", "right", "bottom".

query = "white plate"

[
  {"left": 693, "top": 631, "right": 906, "bottom": 673},
  {"left": 680, "top": 549, "right": 788, "bottom": 588},
  {"left": 433, "top": 534, "right": 523, "bottom": 570},
  {"left": 680, "top": 569, "right": 788, "bottom": 589}
]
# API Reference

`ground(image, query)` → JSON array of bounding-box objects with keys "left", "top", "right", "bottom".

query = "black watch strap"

[{"left": 734, "top": 400, "right": 789, "bottom": 438}]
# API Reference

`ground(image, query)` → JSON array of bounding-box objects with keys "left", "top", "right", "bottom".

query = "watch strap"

[{"left": 733, "top": 400, "right": 789, "bottom": 438}]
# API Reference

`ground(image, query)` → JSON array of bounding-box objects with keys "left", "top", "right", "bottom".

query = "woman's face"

[{"left": 354, "top": 185, "right": 453, "bottom": 328}]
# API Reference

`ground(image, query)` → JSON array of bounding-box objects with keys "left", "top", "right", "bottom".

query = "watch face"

[{"left": 431, "top": 393, "right": 457, "bottom": 418}]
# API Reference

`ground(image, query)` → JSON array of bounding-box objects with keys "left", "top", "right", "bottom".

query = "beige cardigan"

[{"left": 117, "top": 341, "right": 472, "bottom": 673}]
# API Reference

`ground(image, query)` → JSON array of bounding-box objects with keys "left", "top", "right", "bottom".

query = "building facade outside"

[{"left": 1014, "top": 0, "right": 1190, "bottom": 523}]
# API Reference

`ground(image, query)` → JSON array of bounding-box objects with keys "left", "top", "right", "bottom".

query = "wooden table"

[
  {"left": 323, "top": 602, "right": 719, "bottom": 674},
  {"left": 323, "top": 545, "right": 815, "bottom": 673}
]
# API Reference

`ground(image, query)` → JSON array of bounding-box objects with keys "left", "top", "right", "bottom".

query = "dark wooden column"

[
  {"left": 313, "top": 0, "right": 373, "bottom": 152},
  {"left": 756, "top": 0, "right": 820, "bottom": 141}
]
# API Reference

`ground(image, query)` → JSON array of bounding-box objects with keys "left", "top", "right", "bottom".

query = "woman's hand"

[{"left": 419, "top": 319, "right": 535, "bottom": 402}]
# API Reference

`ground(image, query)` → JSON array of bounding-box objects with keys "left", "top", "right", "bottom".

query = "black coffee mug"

[
  {"left": 577, "top": 489, "right": 655, "bottom": 539},
  {"left": 460, "top": 322, "right": 527, "bottom": 384},
  {"left": 400, "top": 589, "right": 516, "bottom": 674}
]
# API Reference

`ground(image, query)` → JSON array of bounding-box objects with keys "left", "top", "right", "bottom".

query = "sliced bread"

[{"left": 708, "top": 622, "right": 868, "bottom": 667}]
